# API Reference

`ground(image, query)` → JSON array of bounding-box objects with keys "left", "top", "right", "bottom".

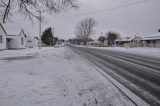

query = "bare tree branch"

[
  {"left": 0, "top": 0, "right": 78, "bottom": 23},
  {"left": 2, "top": 0, "right": 10, "bottom": 23}
]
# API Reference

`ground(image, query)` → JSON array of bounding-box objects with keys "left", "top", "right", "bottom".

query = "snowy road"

[
  {"left": 71, "top": 46, "right": 160, "bottom": 106},
  {"left": 0, "top": 47, "right": 135, "bottom": 106}
]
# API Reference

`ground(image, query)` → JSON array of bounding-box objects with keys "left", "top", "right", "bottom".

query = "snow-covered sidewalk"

[{"left": 0, "top": 47, "right": 134, "bottom": 106}]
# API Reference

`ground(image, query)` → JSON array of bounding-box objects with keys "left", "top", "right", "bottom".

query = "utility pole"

[
  {"left": 52, "top": 27, "right": 54, "bottom": 38},
  {"left": 101, "top": 32, "right": 103, "bottom": 37},
  {"left": 37, "top": 10, "right": 42, "bottom": 49},
  {"left": 52, "top": 27, "right": 54, "bottom": 46},
  {"left": 100, "top": 32, "right": 103, "bottom": 47}
]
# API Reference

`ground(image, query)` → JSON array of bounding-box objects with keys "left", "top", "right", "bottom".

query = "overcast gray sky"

[{"left": 2, "top": 0, "right": 160, "bottom": 39}]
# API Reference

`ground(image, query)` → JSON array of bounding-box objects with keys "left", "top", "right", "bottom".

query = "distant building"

[
  {"left": 103, "top": 39, "right": 108, "bottom": 47},
  {"left": 90, "top": 40, "right": 101, "bottom": 47},
  {"left": 0, "top": 23, "right": 7, "bottom": 50},
  {"left": 130, "top": 35, "right": 143, "bottom": 47},
  {"left": 7, "top": 29, "right": 26, "bottom": 49},
  {"left": 26, "top": 36, "right": 39, "bottom": 48},
  {"left": 116, "top": 35, "right": 142, "bottom": 48},
  {"left": 142, "top": 33, "right": 160, "bottom": 48},
  {"left": 115, "top": 37, "right": 131, "bottom": 47}
]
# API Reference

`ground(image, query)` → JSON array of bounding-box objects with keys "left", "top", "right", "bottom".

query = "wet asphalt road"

[{"left": 70, "top": 46, "right": 160, "bottom": 106}]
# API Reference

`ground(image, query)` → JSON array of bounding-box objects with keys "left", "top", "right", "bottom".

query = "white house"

[
  {"left": 26, "top": 36, "right": 39, "bottom": 48},
  {"left": 0, "top": 23, "right": 7, "bottom": 50},
  {"left": 115, "top": 37, "right": 132, "bottom": 47},
  {"left": 115, "top": 35, "right": 142, "bottom": 48},
  {"left": 130, "top": 35, "right": 143, "bottom": 47},
  {"left": 103, "top": 39, "right": 108, "bottom": 47},
  {"left": 142, "top": 33, "right": 160, "bottom": 48},
  {"left": 7, "top": 29, "right": 26, "bottom": 49},
  {"left": 91, "top": 40, "right": 101, "bottom": 47}
]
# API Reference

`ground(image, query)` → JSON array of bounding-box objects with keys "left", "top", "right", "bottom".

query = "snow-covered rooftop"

[
  {"left": 6, "top": 35, "right": 19, "bottom": 39},
  {"left": 116, "top": 37, "right": 133, "bottom": 42},
  {"left": 4, "top": 28, "right": 21, "bottom": 35},
  {"left": 116, "top": 35, "right": 142, "bottom": 42},
  {"left": 143, "top": 33, "right": 160, "bottom": 40}
]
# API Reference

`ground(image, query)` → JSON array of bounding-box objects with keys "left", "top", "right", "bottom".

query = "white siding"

[
  {"left": 7, "top": 30, "right": 26, "bottom": 49},
  {"left": 7, "top": 36, "right": 20, "bottom": 49},
  {"left": 155, "top": 40, "right": 160, "bottom": 48},
  {"left": 0, "top": 25, "right": 6, "bottom": 50},
  {"left": 143, "top": 40, "right": 160, "bottom": 48},
  {"left": 33, "top": 38, "right": 39, "bottom": 47},
  {"left": 19, "top": 30, "right": 26, "bottom": 49}
]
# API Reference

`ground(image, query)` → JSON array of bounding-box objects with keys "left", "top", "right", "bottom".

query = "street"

[{"left": 71, "top": 46, "right": 160, "bottom": 106}]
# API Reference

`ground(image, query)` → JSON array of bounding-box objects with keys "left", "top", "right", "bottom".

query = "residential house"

[
  {"left": 142, "top": 33, "right": 160, "bottom": 48},
  {"left": 115, "top": 35, "right": 142, "bottom": 48},
  {"left": 0, "top": 23, "right": 7, "bottom": 50},
  {"left": 103, "top": 39, "right": 108, "bottom": 47},
  {"left": 26, "top": 36, "right": 39, "bottom": 48},
  {"left": 130, "top": 35, "right": 143, "bottom": 47},
  {"left": 115, "top": 38, "right": 123, "bottom": 46},
  {"left": 7, "top": 29, "right": 26, "bottom": 49},
  {"left": 123, "top": 37, "right": 132, "bottom": 48},
  {"left": 91, "top": 40, "right": 101, "bottom": 47},
  {"left": 115, "top": 37, "right": 131, "bottom": 47}
]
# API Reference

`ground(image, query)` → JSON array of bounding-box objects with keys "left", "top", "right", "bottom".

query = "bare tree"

[
  {"left": 0, "top": 0, "right": 78, "bottom": 23},
  {"left": 105, "top": 31, "right": 120, "bottom": 46},
  {"left": 74, "top": 17, "right": 97, "bottom": 45}
]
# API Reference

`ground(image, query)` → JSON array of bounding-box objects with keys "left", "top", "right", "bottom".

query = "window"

[
  {"left": 0, "top": 35, "right": 2, "bottom": 43},
  {"left": 27, "top": 40, "right": 32, "bottom": 43},
  {"left": 21, "top": 37, "right": 24, "bottom": 45}
]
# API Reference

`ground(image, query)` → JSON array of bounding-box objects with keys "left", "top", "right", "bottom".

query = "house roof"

[
  {"left": 143, "top": 33, "right": 160, "bottom": 40},
  {"left": 19, "top": 29, "right": 26, "bottom": 38},
  {"left": 116, "top": 35, "right": 142, "bottom": 42},
  {"left": 34, "top": 37, "right": 39, "bottom": 40},
  {"left": 6, "top": 29, "right": 26, "bottom": 37},
  {"left": 26, "top": 36, "right": 39, "bottom": 41},
  {"left": 116, "top": 37, "right": 132, "bottom": 42},
  {"left": 6, "top": 35, "right": 19, "bottom": 39},
  {"left": 115, "top": 37, "right": 122, "bottom": 41},
  {"left": 7, "top": 35, "right": 18, "bottom": 36}
]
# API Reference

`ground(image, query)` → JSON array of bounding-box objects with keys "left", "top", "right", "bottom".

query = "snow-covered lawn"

[
  {"left": 0, "top": 47, "right": 134, "bottom": 106},
  {"left": 0, "top": 47, "right": 53, "bottom": 59}
]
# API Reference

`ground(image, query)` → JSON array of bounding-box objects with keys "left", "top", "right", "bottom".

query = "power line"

[{"left": 56, "top": 0, "right": 148, "bottom": 18}]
